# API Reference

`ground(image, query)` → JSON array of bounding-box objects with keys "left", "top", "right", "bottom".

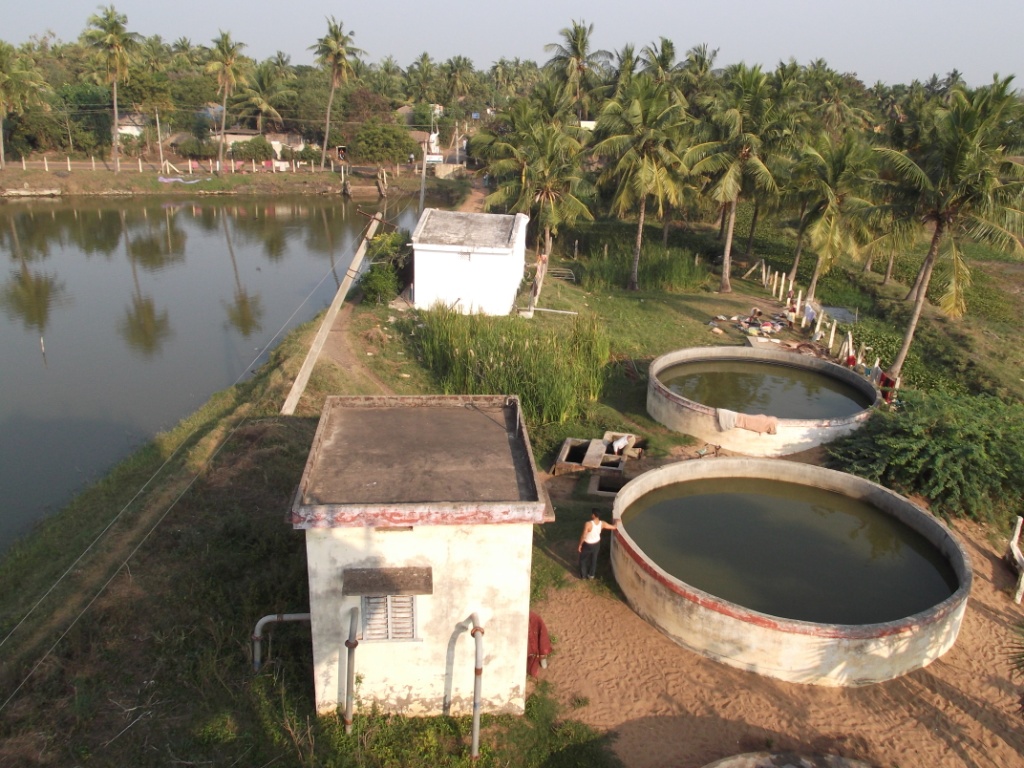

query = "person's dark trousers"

[{"left": 579, "top": 542, "right": 600, "bottom": 579}]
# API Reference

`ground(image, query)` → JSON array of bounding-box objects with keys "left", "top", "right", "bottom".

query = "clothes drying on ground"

[
  {"left": 735, "top": 412, "right": 779, "bottom": 435},
  {"left": 717, "top": 408, "right": 738, "bottom": 431}
]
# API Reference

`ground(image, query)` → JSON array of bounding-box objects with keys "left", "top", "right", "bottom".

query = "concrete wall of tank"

[
  {"left": 646, "top": 347, "right": 880, "bottom": 457},
  {"left": 610, "top": 459, "right": 972, "bottom": 686}
]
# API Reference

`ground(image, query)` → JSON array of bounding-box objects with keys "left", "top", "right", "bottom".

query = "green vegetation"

[
  {"left": 410, "top": 307, "right": 609, "bottom": 423},
  {"left": 828, "top": 390, "right": 1024, "bottom": 524}
]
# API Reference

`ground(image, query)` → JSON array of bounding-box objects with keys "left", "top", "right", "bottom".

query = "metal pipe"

[
  {"left": 343, "top": 606, "right": 360, "bottom": 734},
  {"left": 252, "top": 613, "right": 311, "bottom": 672},
  {"left": 468, "top": 613, "right": 484, "bottom": 760}
]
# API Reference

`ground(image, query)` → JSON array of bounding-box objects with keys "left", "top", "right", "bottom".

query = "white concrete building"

[
  {"left": 290, "top": 395, "right": 551, "bottom": 716},
  {"left": 410, "top": 209, "right": 530, "bottom": 315}
]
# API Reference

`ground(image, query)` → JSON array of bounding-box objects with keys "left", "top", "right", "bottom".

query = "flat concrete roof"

[
  {"left": 290, "top": 395, "right": 552, "bottom": 528},
  {"left": 411, "top": 208, "right": 524, "bottom": 250}
]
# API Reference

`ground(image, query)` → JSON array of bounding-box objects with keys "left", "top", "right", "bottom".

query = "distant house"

[
  {"left": 264, "top": 132, "right": 305, "bottom": 157},
  {"left": 290, "top": 395, "right": 551, "bottom": 716},
  {"left": 117, "top": 113, "right": 147, "bottom": 138},
  {"left": 410, "top": 209, "right": 530, "bottom": 315}
]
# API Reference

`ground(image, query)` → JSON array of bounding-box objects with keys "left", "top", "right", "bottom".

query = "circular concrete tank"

[
  {"left": 610, "top": 459, "right": 972, "bottom": 686},
  {"left": 647, "top": 346, "right": 880, "bottom": 457}
]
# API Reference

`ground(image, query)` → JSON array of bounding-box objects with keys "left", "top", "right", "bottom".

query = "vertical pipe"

[
  {"left": 469, "top": 614, "right": 484, "bottom": 760},
  {"left": 344, "top": 606, "right": 360, "bottom": 734},
  {"left": 828, "top": 320, "right": 837, "bottom": 352}
]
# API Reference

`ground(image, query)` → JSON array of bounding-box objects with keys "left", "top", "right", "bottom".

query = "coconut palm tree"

[
  {"left": 0, "top": 42, "right": 47, "bottom": 169},
  {"left": 84, "top": 5, "right": 140, "bottom": 172},
  {"left": 795, "top": 132, "right": 876, "bottom": 302},
  {"left": 234, "top": 59, "right": 295, "bottom": 132},
  {"left": 442, "top": 55, "right": 476, "bottom": 104},
  {"left": 609, "top": 44, "right": 639, "bottom": 99},
  {"left": 544, "top": 19, "right": 610, "bottom": 121},
  {"left": 685, "top": 64, "right": 779, "bottom": 293},
  {"left": 310, "top": 17, "right": 363, "bottom": 169},
  {"left": 875, "top": 77, "right": 1024, "bottom": 378},
  {"left": 205, "top": 31, "right": 248, "bottom": 170},
  {"left": 405, "top": 52, "right": 437, "bottom": 103},
  {"left": 593, "top": 74, "right": 691, "bottom": 290},
  {"left": 476, "top": 100, "right": 594, "bottom": 255},
  {"left": 640, "top": 37, "right": 680, "bottom": 90}
]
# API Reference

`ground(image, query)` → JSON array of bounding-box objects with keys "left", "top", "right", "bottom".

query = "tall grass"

[
  {"left": 557, "top": 220, "right": 712, "bottom": 292},
  {"left": 579, "top": 240, "right": 712, "bottom": 292},
  {"left": 411, "top": 307, "right": 610, "bottom": 424}
]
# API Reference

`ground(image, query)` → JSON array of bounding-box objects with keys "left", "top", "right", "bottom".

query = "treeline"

[{"left": 3, "top": 15, "right": 1024, "bottom": 378}]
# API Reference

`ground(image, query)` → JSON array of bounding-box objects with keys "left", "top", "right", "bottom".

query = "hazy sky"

[{"left": 7, "top": 0, "right": 1021, "bottom": 88}]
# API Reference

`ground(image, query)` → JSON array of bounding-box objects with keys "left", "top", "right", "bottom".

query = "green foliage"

[
  {"left": 827, "top": 390, "right": 1024, "bottom": 524},
  {"left": 280, "top": 143, "right": 320, "bottom": 163},
  {"left": 491, "top": 681, "right": 621, "bottom": 768},
  {"left": 230, "top": 135, "right": 276, "bottom": 162},
  {"left": 177, "top": 136, "right": 218, "bottom": 159},
  {"left": 351, "top": 119, "right": 419, "bottom": 164},
  {"left": 579, "top": 239, "right": 712, "bottom": 293},
  {"left": 360, "top": 263, "right": 399, "bottom": 304},
  {"left": 366, "top": 230, "right": 410, "bottom": 267},
  {"left": 409, "top": 307, "right": 610, "bottom": 424}
]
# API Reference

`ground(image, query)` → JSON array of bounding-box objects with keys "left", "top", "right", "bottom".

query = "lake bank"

[{"left": 0, "top": 166, "right": 470, "bottom": 202}]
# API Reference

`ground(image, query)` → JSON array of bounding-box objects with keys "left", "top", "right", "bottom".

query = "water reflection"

[
  {"left": 1, "top": 218, "right": 71, "bottom": 365},
  {"left": 0, "top": 195, "right": 420, "bottom": 551}
]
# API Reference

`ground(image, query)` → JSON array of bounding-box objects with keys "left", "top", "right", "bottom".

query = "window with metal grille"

[{"left": 361, "top": 595, "right": 416, "bottom": 641}]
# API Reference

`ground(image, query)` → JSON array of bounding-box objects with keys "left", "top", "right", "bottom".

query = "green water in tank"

[{"left": 620, "top": 477, "right": 958, "bottom": 624}]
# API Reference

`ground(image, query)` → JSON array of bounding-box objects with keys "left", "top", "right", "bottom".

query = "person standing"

[{"left": 578, "top": 509, "right": 617, "bottom": 579}]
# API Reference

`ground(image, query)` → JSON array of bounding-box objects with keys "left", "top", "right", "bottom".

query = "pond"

[{"left": 0, "top": 195, "right": 420, "bottom": 551}]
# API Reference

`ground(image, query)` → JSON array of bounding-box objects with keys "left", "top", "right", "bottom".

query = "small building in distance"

[
  {"left": 290, "top": 395, "right": 552, "bottom": 716},
  {"left": 410, "top": 208, "right": 529, "bottom": 315}
]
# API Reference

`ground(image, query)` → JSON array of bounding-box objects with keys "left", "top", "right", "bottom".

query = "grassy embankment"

[
  {"left": 1, "top": 200, "right": 1022, "bottom": 766},
  {"left": 0, "top": 165, "right": 470, "bottom": 203}
]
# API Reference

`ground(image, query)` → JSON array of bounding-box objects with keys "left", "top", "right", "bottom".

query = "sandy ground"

[{"left": 322, "top": 180, "right": 1024, "bottom": 768}]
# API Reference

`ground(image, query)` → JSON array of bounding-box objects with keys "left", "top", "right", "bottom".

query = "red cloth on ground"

[{"left": 527, "top": 611, "right": 552, "bottom": 677}]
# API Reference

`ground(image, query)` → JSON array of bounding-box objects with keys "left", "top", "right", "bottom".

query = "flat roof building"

[
  {"left": 291, "top": 395, "right": 551, "bottom": 716},
  {"left": 410, "top": 209, "right": 529, "bottom": 315}
]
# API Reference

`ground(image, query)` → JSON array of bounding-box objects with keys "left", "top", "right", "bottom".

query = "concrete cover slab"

[{"left": 291, "top": 395, "right": 550, "bottom": 527}]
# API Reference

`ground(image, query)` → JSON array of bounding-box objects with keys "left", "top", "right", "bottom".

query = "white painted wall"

[
  {"left": 412, "top": 213, "right": 529, "bottom": 315},
  {"left": 305, "top": 522, "right": 534, "bottom": 716}
]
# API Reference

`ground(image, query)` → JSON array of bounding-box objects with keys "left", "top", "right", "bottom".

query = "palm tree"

[
  {"left": 442, "top": 55, "right": 476, "bottom": 104},
  {"left": 544, "top": 19, "right": 611, "bottom": 120},
  {"left": 206, "top": 31, "right": 248, "bottom": 170},
  {"left": 875, "top": 77, "right": 1024, "bottom": 378},
  {"left": 685, "top": 64, "right": 779, "bottom": 293},
  {"left": 234, "top": 59, "right": 295, "bottom": 132},
  {"left": 365, "top": 57, "right": 404, "bottom": 101},
  {"left": 310, "top": 18, "right": 363, "bottom": 169},
  {"left": 610, "top": 44, "right": 639, "bottom": 98},
  {"left": 640, "top": 37, "right": 680, "bottom": 89},
  {"left": 795, "top": 132, "right": 876, "bottom": 302},
  {"left": 84, "top": 5, "right": 140, "bottom": 172},
  {"left": 593, "top": 74, "right": 690, "bottom": 290},
  {"left": 406, "top": 52, "right": 437, "bottom": 104},
  {"left": 0, "top": 43, "right": 47, "bottom": 169},
  {"left": 476, "top": 101, "right": 594, "bottom": 255}
]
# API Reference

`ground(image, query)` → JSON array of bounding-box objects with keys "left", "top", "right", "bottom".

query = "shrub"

[
  {"left": 360, "top": 263, "right": 399, "bottom": 305},
  {"left": 230, "top": 136, "right": 275, "bottom": 162},
  {"left": 827, "top": 389, "right": 1024, "bottom": 525},
  {"left": 177, "top": 137, "right": 218, "bottom": 160},
  {"left": 351, "top": 120, "right": 420, "bottom": 165}
]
